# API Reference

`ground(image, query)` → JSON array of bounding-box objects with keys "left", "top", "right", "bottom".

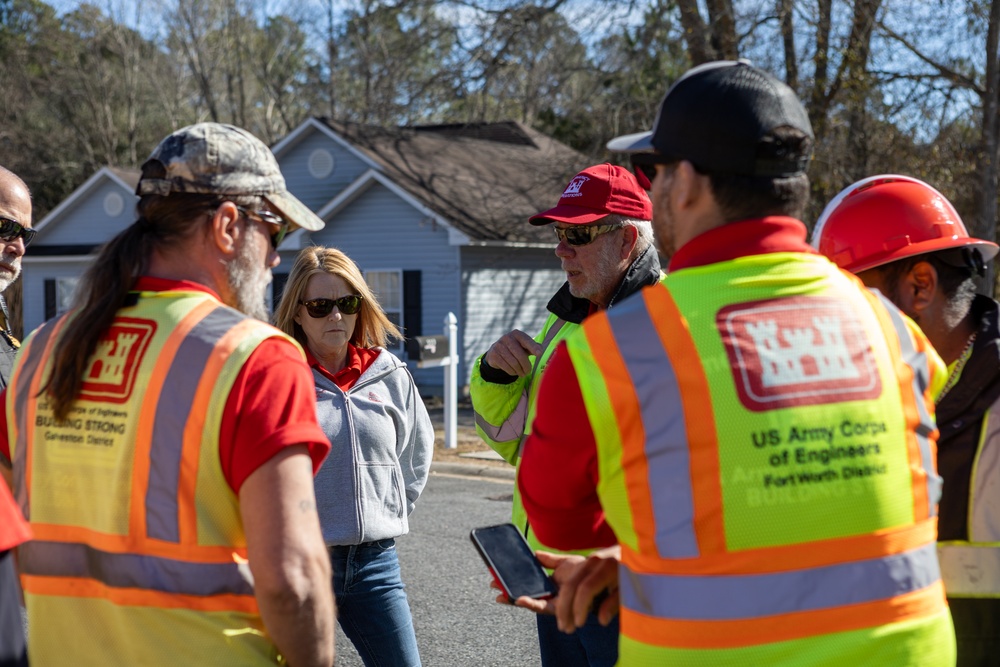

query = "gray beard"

[
  {"left": 0, "top": 255, "right": 22, "bottom": 293},
  {"left": 226, "top": 229, "right": 272, "bottom": 322}
]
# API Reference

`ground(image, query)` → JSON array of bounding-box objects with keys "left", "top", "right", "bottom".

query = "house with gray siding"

[{"left": 21, "top": 119, "right": 591, "bottom": 395}]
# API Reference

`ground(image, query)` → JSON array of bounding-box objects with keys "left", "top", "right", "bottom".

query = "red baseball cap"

[{"left": 529, "top": 163, "right": 652, "bottom": 226}]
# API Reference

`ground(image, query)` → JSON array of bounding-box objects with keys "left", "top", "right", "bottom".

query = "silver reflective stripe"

[
  {"left": 938, "top": 543, "right": 1000, "bottom": 596},
  {"left": 145, "top": 307, "right": 246, "bottom": 542},
  {"left": 621, "top": 542, "right": 940, "bottom": 620},
  {"left": 971, "top": 397, "right": 1000, "bottom": 542},
  {"left": 473, "top": 319, "right": 568, "bottom": 447},
  {"left": 877, "top": 295, "right": 941, "bottom": 513},
  {"left": 12, "top": 317, "right": 65, "bottom": 520},
  {"left": 19, "top": 540, "right": 255, "bottom": 597},
  {"left": 474, "top": 393, "right": 528, "bottom": 444},
  {"left": 606, "top": 296, "right": 698, "bottom": 559}
]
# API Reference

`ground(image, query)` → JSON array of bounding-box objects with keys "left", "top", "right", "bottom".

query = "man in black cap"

[{"left": 516, "top": 61, "right": 956, "bottom": 666}]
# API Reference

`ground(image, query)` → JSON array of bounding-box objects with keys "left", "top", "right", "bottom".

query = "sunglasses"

[
  {"left": 236, "top": 206, "right": 289, "bottom": 250},
  {"left": 554, "top": 224, "right": 621, "bottom": 247},
  {"left": 299, "top": 295, "right": 364, "bottom": 318},
  {"left": 0, "top": 217, "right": 36, "bottom": 247},
  {"left": 629, "top": 154, "right": 678, "bottom": 189}
]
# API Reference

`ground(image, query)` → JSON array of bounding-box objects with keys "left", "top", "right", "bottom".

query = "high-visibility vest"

[
  {"left": 938, "top": 394, "right": 1000, "bottom": 598},
  {"left": 8, "top": 290, "right": 301, "bottom": 666},
  {"left": 471, "top": 312, "right": 580, "bottom": 553},
  {"left": 565, "top": 252, "right": 955, "bottom": 666}
]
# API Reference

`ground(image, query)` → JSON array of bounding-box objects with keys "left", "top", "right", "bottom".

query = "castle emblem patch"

[
  {"left": 80, "top": 318, "right": 157, "bottom": 402},
  {"left": 718, "top": 297, "right": 881, "bottom": 411}
]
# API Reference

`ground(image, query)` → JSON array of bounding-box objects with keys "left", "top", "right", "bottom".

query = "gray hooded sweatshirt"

[{"left": 312, "top": 348, "right": 434, "bottom": 546}]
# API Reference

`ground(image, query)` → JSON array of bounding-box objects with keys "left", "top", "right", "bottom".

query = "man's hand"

[
  {"left": 512, "top": 546, "right": 621, "bottom": 634},
  {"left": 484, "top": 330, "right": 545, "bottom": 377}
]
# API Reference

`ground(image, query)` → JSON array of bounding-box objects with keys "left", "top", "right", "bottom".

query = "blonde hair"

[{"left": 274, "top": 245, "right": 402, "bottom": 349}]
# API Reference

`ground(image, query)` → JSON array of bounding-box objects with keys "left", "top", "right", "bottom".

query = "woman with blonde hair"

[{"left": 275, "top": 245, "right": 433, "bottom": 667}]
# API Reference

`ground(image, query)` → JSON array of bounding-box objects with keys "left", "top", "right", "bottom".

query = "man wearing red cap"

[
  {"left": 470, "top": 163, "right": 660, "bottom": 667},
  {"left": 813, "top": 175, "right": 1000, "bottom": 667}
]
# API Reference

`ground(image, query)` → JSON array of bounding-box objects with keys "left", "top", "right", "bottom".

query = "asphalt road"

[{"left": 334, "top": 469, "right": 541, "bottom": 667}]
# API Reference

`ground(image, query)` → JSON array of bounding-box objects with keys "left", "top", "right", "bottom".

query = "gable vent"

[{"left": 308, "top": 149, "right": 335, "bottom": 179}]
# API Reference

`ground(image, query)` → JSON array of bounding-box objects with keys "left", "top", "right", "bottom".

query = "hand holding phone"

[{"left": 471, "top": 523, "right": 557, "bottom": 602}]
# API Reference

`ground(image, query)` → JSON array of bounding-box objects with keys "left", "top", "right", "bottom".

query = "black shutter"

[
  {"left": 402, "top": 270, "right": 421, "bottom": 340},
  {"left": 44, "top": 279, "right": 56, "bottom": 320},
  {"left": 271, "top": 272, "right": 289, "bottom": 311}
]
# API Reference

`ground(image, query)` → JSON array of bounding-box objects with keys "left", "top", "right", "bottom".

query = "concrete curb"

[{"left": 431, "top": 461, "right": 516, "bottom": 481}]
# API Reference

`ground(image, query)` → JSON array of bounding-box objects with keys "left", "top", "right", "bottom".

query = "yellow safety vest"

[
  {"left": 565, "top": 252, "right": 955, "bottom": 666},
  {"left": 8, "top": 290, "right": 301, "bottom": 666}
]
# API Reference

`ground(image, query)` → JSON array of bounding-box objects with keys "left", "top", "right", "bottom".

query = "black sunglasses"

[
  {"left": 299, "top": 295, "right": 364, "bottom": 318},
  {"left": 630, "top": 154, "right": 678, "bottom": 189},
  {"left": 0, "top": 217, "right": 36, "bottom": 247},
  {"left": 236, "top": 206, "right": 289, "bottom": 250},
  {"left": 554, "top": 224, "right": 621, "bottom": 247}
]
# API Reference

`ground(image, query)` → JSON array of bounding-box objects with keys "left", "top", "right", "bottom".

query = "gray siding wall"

[
  {"left": 461, "top": 245, "right": 564, "bottom": 386},
  {"left": 21, "top": 260, "right": 89, "bottom": 336},
  {"left": 283, "top": 182, "right": 461, "bottom": 394},
  {"left": 40, "top": 180, "right": 137, "bottom": 245},
  {"left": 277, "top": 132, "right": 374, "bottom": 212},
  {"left": 23, "top": 178, "right": 139, "bottom": 334}
]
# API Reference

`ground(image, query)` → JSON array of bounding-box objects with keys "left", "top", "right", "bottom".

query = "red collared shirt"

[{"left": 305, "top": 344, "right": 380, "bottom": 391}]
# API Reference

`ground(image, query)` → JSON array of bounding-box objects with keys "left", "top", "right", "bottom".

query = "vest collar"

[
  {"left": 668, "top": 216, "right": 815, "bottom": 272},
  {"left": 133, "top": 276, "right": 222, "bottom": 302}
]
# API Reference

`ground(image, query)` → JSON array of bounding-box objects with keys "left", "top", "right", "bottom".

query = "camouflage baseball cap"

[{"left": 137, "top": 122, "right": 324, "bottom": 232}]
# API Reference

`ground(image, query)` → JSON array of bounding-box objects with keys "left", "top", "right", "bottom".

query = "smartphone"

[{"left": 470, "top": 523, "right": 557, "bottom": 601}]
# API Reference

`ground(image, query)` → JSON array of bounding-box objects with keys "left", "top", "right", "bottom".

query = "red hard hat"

[{"left": 811, "top": 175, "right": 999, "bottom": 273}]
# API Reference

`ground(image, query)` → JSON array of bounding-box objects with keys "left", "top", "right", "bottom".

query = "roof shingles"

[{"left": 320, "top": 119, "right": 592, "bottom": 243}]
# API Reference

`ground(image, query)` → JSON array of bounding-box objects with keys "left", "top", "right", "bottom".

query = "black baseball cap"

[{"left": 607, "top": 61, "right": 813, "bottom": 177}]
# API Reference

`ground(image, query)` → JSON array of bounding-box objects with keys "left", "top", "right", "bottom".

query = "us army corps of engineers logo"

[
  {"left": 79, "top": 318, "right": 157, "bottom": 402},
  {"left": 718, "top": 297, "right": 881, "bottom": 411}
]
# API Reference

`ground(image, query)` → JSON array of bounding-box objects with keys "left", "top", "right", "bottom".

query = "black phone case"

[{"left": 470, "top": 523, "right": 557, "bottom": 600}]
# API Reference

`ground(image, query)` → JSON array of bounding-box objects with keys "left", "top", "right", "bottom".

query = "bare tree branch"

[{"left": 879, "top": 20, "right": 983, "bottom": 95}]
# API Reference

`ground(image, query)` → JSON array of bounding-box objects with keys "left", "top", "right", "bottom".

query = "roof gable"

[
  {"left": 33, "top": 166, "right": 139, "bottom": 235},
  {"left": 29, "top": 167, "right": 139, "bottom": 254}
]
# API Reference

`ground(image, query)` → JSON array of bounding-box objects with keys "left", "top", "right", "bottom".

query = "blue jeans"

[
  {"left": 329, "top": 539, "right": 421, "bottom": 667},
  {"left": 0, "top": 551, "right": 27, "bottom": 667},
  {"left": 536, "top": 611, "right": 619, "bottom": 667}
]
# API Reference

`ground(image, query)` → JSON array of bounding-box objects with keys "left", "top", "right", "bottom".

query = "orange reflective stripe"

[
  {"left": 623, "top": 519, "right": 938, "bottom": 575},
  {"left": 584, "top": 312, "right": 659, "bottom": 556},
  {"left": 861, "top": 289, "right": 932, "bottom": 520},
  {"left": 178, "top": 318, "right": 262, "bottom": 545},
  {"left": 17, "top": 315, "right": 71, "bottom": 508},
  {"left": 622, "top": 580, "right": 946, "bottom": 649},
  {"left": 27, "top": 523, "right": 248, "bottom": 563},
  {"left": 644, "top": 287, "right": 726, "bottom": 555},
  {"left": 130, "top": 299, "right": 218, "bottom": 543},
  {"left": 21, "top": 575, "right": 259, "bottom": 614}
]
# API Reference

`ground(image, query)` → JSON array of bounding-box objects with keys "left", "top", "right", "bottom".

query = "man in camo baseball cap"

[{"left": 137, "top": 122, "right": 325, "bottom": 232}]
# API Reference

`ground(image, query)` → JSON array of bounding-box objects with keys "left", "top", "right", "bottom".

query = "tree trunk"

[
  {"left": 979, "top": 0, "right": 1000, "bottom": 293},
  {"left": 705, "top": 0, "right": 738, "bottom": 60},
  {"left": 676, "top": 0, "right": 714, "bottom": 65},
  {"left": 327, "top": 0, "right": 336, "bottom": 118},
  {"left": 843, "top": 0, "right": 883, "bottom": 182},
  {"left": 778, "top": 0, "right": 797, "bottom": 89},
  {"left": 807, "top": 0, "right": 833, "bottom": 141}
]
